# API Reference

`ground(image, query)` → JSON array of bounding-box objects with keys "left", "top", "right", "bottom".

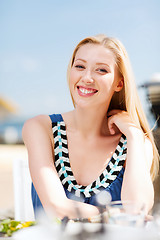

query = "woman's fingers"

[
  {"left": 107, "top": 110, "right": 119, "bottom": 134},
  {"left": 107, "top": 110, "right": 129, "bottom": 135},
  {"left": 107, "top": 110, "right": 140, "bottom": 137},
  {"left": 107, "top": 114, "right": 120, "bottom": 135}
]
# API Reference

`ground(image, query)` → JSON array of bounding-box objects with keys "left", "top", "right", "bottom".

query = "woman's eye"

[
  {"left": 97, "top": 68, "right": 108, "bottom": 73},
  {"left": 75, "top": 65, "right": 85, "bottom": 69}
]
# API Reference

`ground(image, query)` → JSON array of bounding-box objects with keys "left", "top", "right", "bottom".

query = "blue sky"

[{"left": 0, "top": 0, "right": 160, "bottom": 124}]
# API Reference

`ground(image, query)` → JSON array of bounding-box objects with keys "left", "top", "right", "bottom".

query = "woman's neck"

[{"left": 71, "top": 106, "right": 110, "bottom": 138}]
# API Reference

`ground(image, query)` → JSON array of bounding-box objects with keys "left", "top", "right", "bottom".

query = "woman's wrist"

[{"left": 126, "top": 126, "right": 144, "bottom": 139}]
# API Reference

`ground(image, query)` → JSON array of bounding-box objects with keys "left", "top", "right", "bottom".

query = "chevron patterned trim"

[{"left": 52, "top": 121, "right": 127, "bottom": 199}]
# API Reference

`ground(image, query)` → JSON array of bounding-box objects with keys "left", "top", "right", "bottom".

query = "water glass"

[{"left": 107, "top": 201, "right": 145, "bottom": 227}]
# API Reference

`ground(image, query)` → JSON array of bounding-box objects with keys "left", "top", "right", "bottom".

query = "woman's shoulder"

[
  {"left": 22, "top": 111, "right": 74, "bottom": 144},
  {"left": 22, "top": 114, "right": 53, "bottom": 143},
  {"left": 23, "top": 114, "right": 51, "bottom": 130},
  {"left": 22, "top": 112, "right": 71, "bottom": 139}
]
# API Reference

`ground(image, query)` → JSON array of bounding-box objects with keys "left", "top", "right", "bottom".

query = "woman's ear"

[{"left": 115, "top": 78, "right": 124, "bottom": 92}]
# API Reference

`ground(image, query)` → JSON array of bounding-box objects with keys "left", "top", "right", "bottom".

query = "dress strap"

[{"left": 49, "top": 114, "right": 63, "bottom": 123}]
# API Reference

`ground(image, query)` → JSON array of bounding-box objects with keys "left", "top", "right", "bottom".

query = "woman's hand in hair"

[{"left": 107, "top": 110, "right": 143, "bottom": 137}]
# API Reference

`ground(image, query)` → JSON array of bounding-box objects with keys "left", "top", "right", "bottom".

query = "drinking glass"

[{"left": 107, "top": 201, "right": 145, "bottom": 227}]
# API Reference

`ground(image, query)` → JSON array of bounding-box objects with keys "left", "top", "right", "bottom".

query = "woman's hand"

[{"left": 107, "top": 109, "right": 142, "bottom": 137}]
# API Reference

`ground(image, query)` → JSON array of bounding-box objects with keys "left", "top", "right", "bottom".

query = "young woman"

[{"left": 22, "top": 34, "right": 159, "bottom": 220}]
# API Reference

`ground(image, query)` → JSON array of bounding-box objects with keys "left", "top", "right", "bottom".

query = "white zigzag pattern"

[
  {"left": 68, "top": 183, "right": 73, "bottom": 192},
  {"left": 75, "top": 189, "right": 81, "bottom": 197},
  {"left": 54, "top": 147, "right": 60, "bottom": 156},
  {"left": 117, "top": 154, "right": 127, "bottom": 161},
  {"left": 61, "top": 156, "right": 70, "bottom": 163},
  {"left": 59, "top": 129, "right": 67, "bottom": 135},
  {"left": 117, "top": 145, "right": 123, "bottom": 152},
  {"left": 63, "top": 166, "right": 71, "bottom": 172},
  {"left": 52, "top": 120, "right": 127, "bottom": 198},
  {"left": 95, "top": 178, "right": 101, "bottom": 187},
  {"left": 61, "top": 138, "right": 68, "bottom": 145},
  {"left": 54, "top": 135, "right": 61, "bottom": 143},
  {"left": 121, "top": 138, "right": 127, "bottom": 144},
  {"left": 54, "top": 146, "right": 68, "bottom": 154},
  {"left": 54, "top": 157, "right": 70, "bottom": 167},
  {"left": 52, "top": 126, "right": 58, "bottom": 133},
  {"left": 59, "top": 122, "right": 65, "bottom": 126},
  {"left": 107, "top": 173, "right": 116, "bottom": 180},
  {"left": 108, "top": 161, "right": 114, "bottom": 169},
  {"left": 112, "top": 152, "right": 118, "bottom": 159},
  {"left": 53, "top": 133, "right": 68, "bottom": 146},
  {"left": 101, "top": 182, "right": 110, "bottom": 189},
  {"left": 61, "top": 147, "right": 68, "bottom": 154},
  {"left": 58, "top": 168, "right": 65, "bottom": 177},
  {"left": 62, "top": 176, "right": 75, "bottom": 185},
  {"left": 91, "top": 188, "right": 101, "bottom": 194}
]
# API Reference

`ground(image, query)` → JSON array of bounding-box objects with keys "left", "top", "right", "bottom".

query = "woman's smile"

[{"left": 77, "top": 85, "right": 98, "bottom": 97}]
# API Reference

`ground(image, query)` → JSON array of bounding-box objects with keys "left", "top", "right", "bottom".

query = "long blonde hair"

[{"left": 67, "top": 34, "right": 159, "bottom": 181}]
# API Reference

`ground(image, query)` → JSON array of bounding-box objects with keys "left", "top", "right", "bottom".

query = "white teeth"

[{"left": 79, "top": 87, "right": 95, "bottom": 94}]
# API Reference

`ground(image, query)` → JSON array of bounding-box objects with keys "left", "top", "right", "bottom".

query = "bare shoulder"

[
  {"left": 22, "top": 114, "right": 51, "bottom": 133},
  {"left": 22, "top": 115, "right": 53, "bottom": 144}
]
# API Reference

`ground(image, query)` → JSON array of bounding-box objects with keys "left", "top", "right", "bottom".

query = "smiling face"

[{"left": 69, "top": 43, "right": 123, "bottom": 111}]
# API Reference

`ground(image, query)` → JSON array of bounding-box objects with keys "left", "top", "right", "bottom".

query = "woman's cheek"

[{"left": 69, "top": 71, "right": 78, "bottom": 85}]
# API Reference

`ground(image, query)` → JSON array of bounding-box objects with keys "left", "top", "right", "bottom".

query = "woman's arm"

[
  {"left": 107, "top": 110, "right": 154, "bottom": 213},
  {"left": 22, "top": 115, "right": 99, "bottom": 219},
  {"left": 121, "top": 130, "right": 154, "bottom": 212}
]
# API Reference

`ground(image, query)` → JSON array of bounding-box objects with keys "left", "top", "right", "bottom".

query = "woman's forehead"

[{"left": 74, "top": 43, "right": 116, "bottom": 65}]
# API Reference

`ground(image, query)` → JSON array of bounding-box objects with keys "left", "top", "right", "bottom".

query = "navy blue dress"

[{"left": 32, "top": 114, "right": 127, "bottom": 218}]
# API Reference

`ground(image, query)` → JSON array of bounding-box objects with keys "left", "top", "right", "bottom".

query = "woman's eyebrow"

[
  {"left": 74, "top": 58, "right": 86, "bottom": 62},
  {"left": 96, "top": 62, "right": 110, "bottom": 67},
  {"left": 74, "top": 59, "right": 110, "bottom": 67}
]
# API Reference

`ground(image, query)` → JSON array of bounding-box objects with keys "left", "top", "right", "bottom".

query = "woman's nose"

[{"left": 82, "top": 70, "right": 94, "bottom": 84}]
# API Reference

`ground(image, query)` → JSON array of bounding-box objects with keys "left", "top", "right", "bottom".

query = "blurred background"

[{"left": 0, "top": 0, "right": 160, "bottom": 217}]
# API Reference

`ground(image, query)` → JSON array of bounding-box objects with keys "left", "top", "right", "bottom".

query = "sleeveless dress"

[{"left": 31, "top": 114, "right": 127, "bottom": 217}]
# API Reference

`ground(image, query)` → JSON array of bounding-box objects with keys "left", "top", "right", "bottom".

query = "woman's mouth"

[{"left": 77, "top": 86, "right": 98, "bottom": 97}]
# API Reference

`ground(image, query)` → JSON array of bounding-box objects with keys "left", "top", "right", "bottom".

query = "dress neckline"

[{"left": 53, "top": 116, "right": 127, "bottom": 189}]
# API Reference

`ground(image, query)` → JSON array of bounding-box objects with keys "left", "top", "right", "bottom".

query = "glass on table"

[{"left": 107, "top": 201, "right": 146, "bottom": 227}]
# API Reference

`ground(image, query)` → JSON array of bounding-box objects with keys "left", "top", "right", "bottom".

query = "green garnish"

[{"left": 0, "top": 219, "right": 35, "bottom": 237}]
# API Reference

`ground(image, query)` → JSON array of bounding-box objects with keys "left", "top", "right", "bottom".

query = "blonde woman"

[{"left": 23, "top": 34, "right": 159, "bottom": 220}]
